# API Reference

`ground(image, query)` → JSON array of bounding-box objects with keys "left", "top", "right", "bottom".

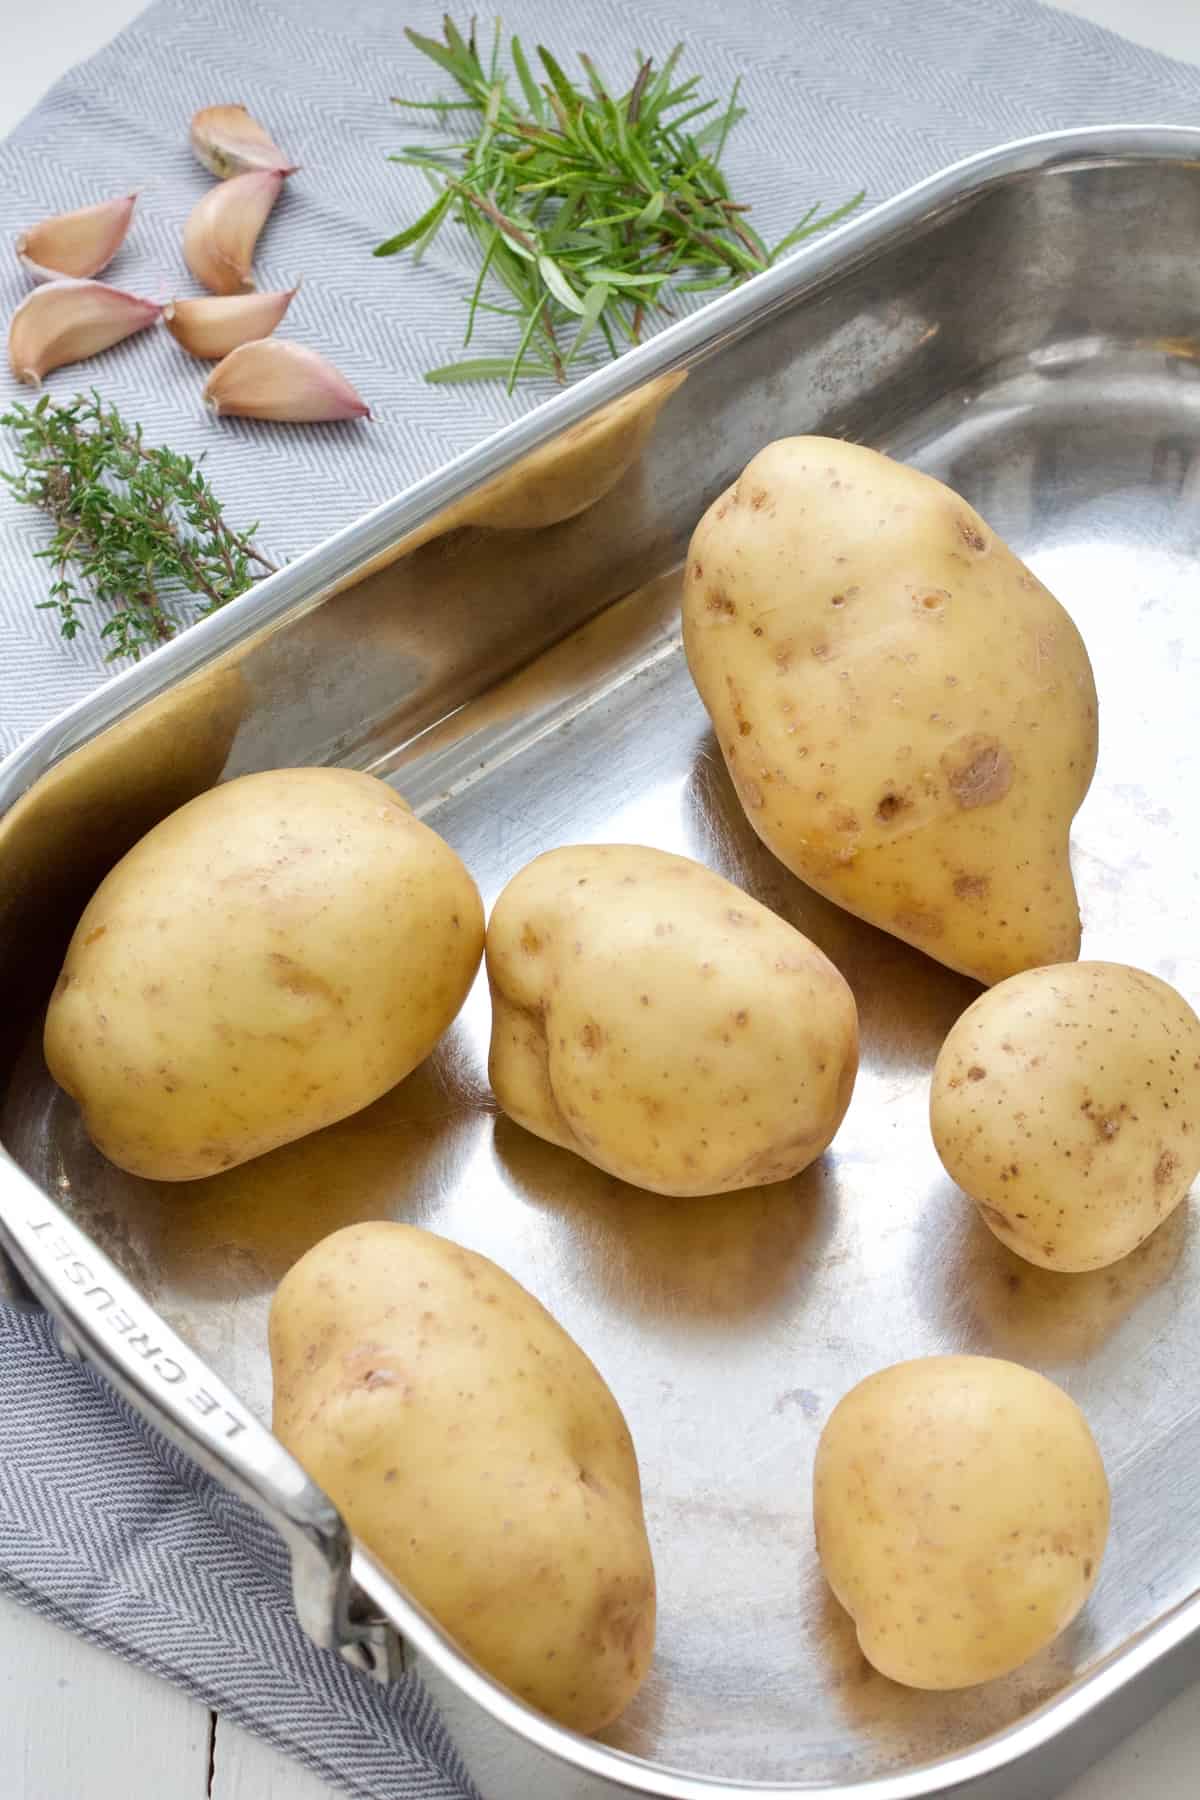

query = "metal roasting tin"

[{"left": 2, "top": 123, "right": 1200, "bottom": 1799}]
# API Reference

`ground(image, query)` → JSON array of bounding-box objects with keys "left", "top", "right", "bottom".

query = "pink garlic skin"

[
  {"left": 203, "top": 339, "right": 370, "bottom": 422},
  {"left": 7, "top": 280, "right": 162, "bottom": 384},
  {"left": 164, "top": 287, "right": 299, "bottom": 360},
  {"left": 183, "top": 168, "right": 293, "bottom": 296},
  {"left": 16, "top": 193, "right": 138, "bottom": 283},
  {"left": 190, "top": 104, "right": 294, "bottom": 179}
]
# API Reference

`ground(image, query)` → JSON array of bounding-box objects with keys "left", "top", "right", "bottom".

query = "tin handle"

[{"left": 0, "top": 1150, "right": 402, "bottom": 1682}]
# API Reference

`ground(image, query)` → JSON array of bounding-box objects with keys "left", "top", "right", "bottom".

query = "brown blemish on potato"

[
  {"left": 875, "top": 791, "right": 908, "bottom": 824},
  {"left": 1081, "top": 1098, "right": 1124, "bottom": 1142},
  {"left": 953, "top": 873, "right": 990, "bottom": 900},
  {"left": 579, "top": 1021, "right": 604, "bottom": 1054},
  {"left": 691, "top": 561, "right": 703, "bottom": 581},
  {"left": 268, "top": 953, "right": 337, "bottom": 1004},
  {"left": 916, "top": 590, "right": 948, "bottom": 614},
  {"left": 1154, "top": 1149, "right": 1179, "bottom": 1185},
  {"left": 84, "top": 925, "right": 107, "bottom": 946},
  {"left": 967, "top": 1065, "right": 987, "bottom": 1082},
  {"left": 894, "top": 906, "right": 944, "bottom": 939},
  {"left": 706, "top": 588, "right": 736, "bottom": 617},
  {"left": 749, "top": 487, "right": 772, "bottom": 511},
  {"left": 520, "top": 924, "right": 542, "bottom": 954},
  {"left": 363, "top": 1367, "right": 398, "bottom": 1390},
  {"left": 941, "top": 735, "right": 1013, "bottom": 810},
  {"left": 738, "top": 720, "right": 753, "bottom": 737},
  {"left": 958, "top": 516, "right": 989, "bottom": 554}
]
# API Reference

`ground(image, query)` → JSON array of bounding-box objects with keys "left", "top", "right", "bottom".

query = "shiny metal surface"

[
  {"left": 0, "top": 1151, "right": 401, "bottom": 1679},
  {"left": 3, "top": 125, "right": 1200, "bottom": 1798}
]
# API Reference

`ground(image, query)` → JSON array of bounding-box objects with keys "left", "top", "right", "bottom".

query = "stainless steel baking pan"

[{"left": 3, "top": 123, "right": 1200, "bottom": 1800}]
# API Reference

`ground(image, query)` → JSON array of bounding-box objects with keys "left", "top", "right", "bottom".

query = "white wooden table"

[{"left": 6, "top": 1, "right": 1200, "bottom": 1794}]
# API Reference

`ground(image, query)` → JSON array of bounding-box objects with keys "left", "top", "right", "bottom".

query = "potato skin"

[
  {"left": 813, "top": 1356, "right": 1109, "bottom": 1689},
  {"left": 486, "top": 843, "right": 858, "bottom": 1196},
  {"left": 931, "top": 961, "right": 1200, "bottom": 1271},
  {"left": 682, "top": 436, "right": 1098, "bottom": 986},
  {"left": 269, "top": 1222, "right": 656, "bottom": 1734},
  {"left": 462, "top": 369, "right": 686, "bottom": 530},
  {"left": 44, "top": 769, "right": 483, "bottom": 1180}
]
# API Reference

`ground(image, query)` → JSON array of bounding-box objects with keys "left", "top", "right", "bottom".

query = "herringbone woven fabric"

[
  {"left": 3, "top": 0, "right": 1200, "bottom": 753},
  {"left": 0, "top": 1304, "right": 480, "bottom": 1797},
  {"left": 3, "top": 1, "right": 1200, "bottom": 1794}
]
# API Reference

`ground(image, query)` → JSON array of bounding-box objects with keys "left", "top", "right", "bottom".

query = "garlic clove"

[
  {"left": 7, "top": 279, "right": 161, "bottom": 384},
  {"left": 183, "top": 168, "right": 292, "bottom": 296},
  {"left": 164, "top": 286, "right": 299, "bottom": 360},
  {"left": 16, "top": 193, "right": 137, "bottom": 283},
  {"left": 190, "top": 104, "right": 294, "bottom": 180},
  {"left": 204, "top": 339, "right": 370, "bottom": 422}
]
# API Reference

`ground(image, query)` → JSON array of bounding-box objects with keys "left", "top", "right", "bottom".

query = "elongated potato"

[
  {"left": 270, "top": 1222, "right": 656, "bottom": 1733},
  {"left": 487, "top": 843, "right": 858, "bottom": 1195},
  {"left": 814, "top": 1355, "right": 1110, "bottom": 1688},
  {"left": 44, "top": 768, "right": 483, "bottom": 1179},
  {"left": 932, "top": 961, "right": 1200, "bottom": 1270},
  {"left": 683, "top": 437, "right": 1098, "bottom": 986}
]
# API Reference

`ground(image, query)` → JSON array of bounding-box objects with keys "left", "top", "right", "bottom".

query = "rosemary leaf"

[{"left": 378, "top": 19, "right": 864, "bottom": 384}]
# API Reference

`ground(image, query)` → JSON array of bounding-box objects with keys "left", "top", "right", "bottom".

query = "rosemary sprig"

[
  {"left": 376, "top": 18, "right": 864, "bottom": 388},
  {"left": 1, "top": 391, "right": 276, "bottom": 661}
]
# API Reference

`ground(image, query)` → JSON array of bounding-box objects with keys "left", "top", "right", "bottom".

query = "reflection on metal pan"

[{"left": 3, "top": 125, "right": 1200, "bottom": 1800}]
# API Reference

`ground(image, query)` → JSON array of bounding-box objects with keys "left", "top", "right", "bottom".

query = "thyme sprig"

[
  {"left": 376, "top": 18, "right": 864, "bottom": 387},
  {"left": 1, "top": 391, "right": 276, "bottom": 660}
]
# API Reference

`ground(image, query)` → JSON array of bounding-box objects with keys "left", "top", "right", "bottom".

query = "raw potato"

[
  {"left": 44, "top": 768, "right": 483, "bottom": 1180},
  {"left": 813, "top": 1355, "right": 1109, "bottom": 1689},
  {"left": 682, "top": 436, "right": 1099, "bottom": 986},
  {"left": 931, "top": 961, "right": 1200, "bottom": 1271},
  {"left": 461, "top": 369, "right": 686, "bottom": 531},
  {"left": 487, "top": 843, "right": 858, "bottom": 1196},
  {"left": 270, "top": 1222, "right": 656, "bottom": 1733}
]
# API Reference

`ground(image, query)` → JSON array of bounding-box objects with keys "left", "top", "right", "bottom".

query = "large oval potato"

[
  {"left": 813, "top": 1355, "right": 1109, "bottom": 1689},
  {"left": 44, "top": 768, "right": 483, "bottom": 1180},
  {"left": 270, "top": 1222, "right": 656, "bottom": 1733},
  {"left": 487, "top": 843, "right": 858, "bottom": 1196},
  {"left": 932, "top": 961, "right": 1200, "bottom": 1271},
  {"left": 682, "top": 436, "right": 1098, "bottom": 986}
]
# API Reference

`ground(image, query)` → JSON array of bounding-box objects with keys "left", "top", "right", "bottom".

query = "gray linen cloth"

[{"left": 3, "top": 0, "right": 1200, "bottom": 1793}]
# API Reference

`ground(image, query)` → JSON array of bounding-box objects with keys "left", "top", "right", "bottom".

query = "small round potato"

[
  {"left": 44, "top": 768, "right": 484, "bottom": 1180},
  {"left": 486, "top": 843, "right": 858, "bottom": 1196},
  {"left": 813, "top": 1355, "right": 1109, "bottom": 1689},
  {"left": 931, "top": 962, "right": 1200, "bottom": 1271}
]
